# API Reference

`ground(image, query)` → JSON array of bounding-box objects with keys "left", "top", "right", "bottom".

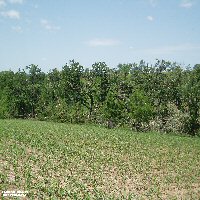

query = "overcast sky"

[{"left": 0, "top": 0, "right": 200, "bottom": 72}]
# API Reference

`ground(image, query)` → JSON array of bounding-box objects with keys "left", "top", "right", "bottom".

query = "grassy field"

[{"left": 0, "top": 119, "right": 200, "bottom": 199}]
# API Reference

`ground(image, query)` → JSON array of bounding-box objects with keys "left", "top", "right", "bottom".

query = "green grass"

[{"left": 0, "top": 119, "right": 200, "bottom": 199}]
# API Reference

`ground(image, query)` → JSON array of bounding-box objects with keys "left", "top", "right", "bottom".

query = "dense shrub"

[
  {"left": 0, "top": 89, "right": 10, "bottom": 118},
  {"left": 149, "top": 103, "right": 190, "bottom": 134},
  {"left": 128, "top": 89, "right": 154, "bottom": 131},
  {"left": 0, "top": 60, "right": 199, "bottom": 135}
]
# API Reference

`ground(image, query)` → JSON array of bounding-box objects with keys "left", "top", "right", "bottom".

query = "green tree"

[
  {"left": 26, "top": 64, "right": 45, "bottom": 118},
  {"left": 129, "top": 89, "right": 154, "bottom": 131},
  {"left": 182, "top": 64, "right": 200, "bottom": 135}
]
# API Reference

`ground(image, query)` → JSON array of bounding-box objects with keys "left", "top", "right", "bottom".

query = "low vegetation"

[{"left": 1, "top": 119, "right": 200, "bottom": 199}]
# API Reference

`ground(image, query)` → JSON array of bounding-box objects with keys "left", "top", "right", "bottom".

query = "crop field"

[{"left": 0, "top": 119, "right": 200, "bottom": 199}]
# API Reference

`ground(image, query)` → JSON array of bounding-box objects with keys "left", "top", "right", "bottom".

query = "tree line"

[{"left": 0, "top": 60, "right": 199, "bottom": 136}]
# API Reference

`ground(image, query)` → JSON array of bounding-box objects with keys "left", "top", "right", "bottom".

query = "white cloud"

[
  {"left": 0, "top": 0, "right": 24, "bottom": 9},
  {"left": 147, "top": 15, "right": 154, "bottom": 21},
  {"left": 149, "top": 0, "right": 158, "bottom": 7},
  {"left": 180, "top": 0, "right": 193, "bottom": 8},
  {"left": 139, "top": 44, "right": 200, "bottom": 55},
  {"left": 1, "top": 10, "right": 20, "bottom": 19},
  {"left": 8, "top": 0, "right": 23, "bottom": 4},
  {"left": 0, "top": 0, "right": 6, "bottom": 8},
  {"left": 87, "top": 38, "right": 121, "bottom": 47},
  {"left": 12, "top": 25, "right": 22, "bottom": 32},
  {"left": 40, "top": 19, "right": 60, "bottom": 31}
]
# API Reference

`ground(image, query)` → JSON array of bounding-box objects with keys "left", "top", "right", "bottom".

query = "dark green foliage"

[
  {"left": 0, "top": 88, "right": 10, "bottom": 118},
  {"left": 102, "top": 85, "right": 125, "bottom": 127},
  {"left": 0, "top": 60, "right": 199, "bottom": 135},
  {"left": 181, "top": 64, "right": 200, "bottom": 135},
  {"left": 129, "top": 89, "right": 154, "bottom": 131}
]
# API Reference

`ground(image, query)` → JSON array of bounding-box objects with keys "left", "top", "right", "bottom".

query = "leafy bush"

[
  {"left": 0, "top": 60, "right": 199, "bottom": 135},
  {"left": 0, "top": 89, "right": 10, "bottom": 119},
  {"left": 149, "top": 103, "right": 190, "bottom": 134},
  {"left": 102, "top": 87, "right": 125, "bottom": 127},
  {"left": 128, "top": 89, "right": 154, "bottom": 131}
]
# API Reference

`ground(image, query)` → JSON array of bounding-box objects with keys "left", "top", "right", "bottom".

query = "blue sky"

[{"left": 0, "top": 0, "right": 200, "bottom": 72}]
